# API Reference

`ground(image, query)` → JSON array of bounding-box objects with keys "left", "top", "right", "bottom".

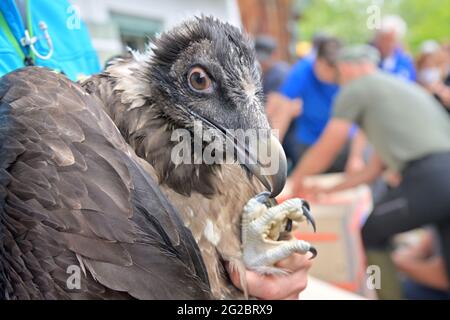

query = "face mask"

[{"left": 418, "top": 68, "right": 441, "bottom": 85}]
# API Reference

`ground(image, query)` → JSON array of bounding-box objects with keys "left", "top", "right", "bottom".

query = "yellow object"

[{"left": 296, "top": 41, "right": 312, "bottom": 58}]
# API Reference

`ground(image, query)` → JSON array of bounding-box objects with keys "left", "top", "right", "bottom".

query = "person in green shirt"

[{"left": 290, "top": 44, "right": 450, "bottom": 299}]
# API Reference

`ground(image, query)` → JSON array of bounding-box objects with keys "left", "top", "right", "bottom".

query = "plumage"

[
  {"left": 0, "top": 16, "right": 287, "bottom": 299},
  {"left": 0, "top": 67, "right": 210, "bottom": 299}
]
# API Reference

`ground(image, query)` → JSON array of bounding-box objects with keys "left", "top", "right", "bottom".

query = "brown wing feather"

[{"left": 0, "top": 67, "right": 210, "bottom": 299}]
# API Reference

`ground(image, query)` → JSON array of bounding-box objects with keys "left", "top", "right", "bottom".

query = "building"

[
  {"left": 238, "top": 0, "right": 299, "bottom": 62},
  {"left": 71, "top": 0, "right": 242, "bottom": 64}
]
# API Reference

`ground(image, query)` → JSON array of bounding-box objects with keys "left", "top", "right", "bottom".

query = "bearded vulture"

[{"left": 0, "top": 16, "right": 315, "bottom": 299}]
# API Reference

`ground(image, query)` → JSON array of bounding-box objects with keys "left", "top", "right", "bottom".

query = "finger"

[
  {"left": 284, "top": 293, "right": 300, "bottom": 300},
  {"left": 322, "top": 187, "right": 334, "bottom": 195},
  {"left": 226, "top": 263, "right": 245, "bottom": 290},
  {"left": 283, "top": 293, "right": 300, "bottom": 300},
  {"left": 275, "top": 252, "right": 314, "bottom": 271},
  {"left": 244, "top": 266, "right": 310, "bottom": 300},
  {"left": 227, "top": 253, "right": 313, "bottom": 299},
  {"left": 276, "top": 267, "right": 310, "bottom": 299}
]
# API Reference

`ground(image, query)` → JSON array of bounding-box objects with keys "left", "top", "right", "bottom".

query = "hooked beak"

[
  {"left": 185, "top": 109, "right": 287, "bottom": 198},
  {"left": 242, "top": 134, "right": 287, "bottom": 198}
]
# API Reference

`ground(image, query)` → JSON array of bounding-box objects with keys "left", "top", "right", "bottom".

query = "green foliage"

[
  {"left": 399, "top": 0, "right": 450, "bottom": 51},
  {"left": 298, "top": 0, "right": 450, "bottom": 53}
]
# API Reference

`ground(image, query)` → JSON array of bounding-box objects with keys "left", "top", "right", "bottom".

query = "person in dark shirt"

[{"left": 254, "top": 35, "right": 290, "bottom": 95}]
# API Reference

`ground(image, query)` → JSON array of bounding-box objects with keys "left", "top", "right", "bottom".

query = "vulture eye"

[{"left": 188, "top": 67, "right": 212, "bottom": 93}]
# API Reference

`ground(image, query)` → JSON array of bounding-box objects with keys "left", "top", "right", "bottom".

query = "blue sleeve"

[
  {"left": 0, "top": 42, "right": 25, "bottom": 78},
  {"left": 30, "top": 0, "right": 101, "bottom": 80},
  {"left": 278, "top": 60, "right": 308, "bottom": 99},
  {"left": 398, "top": 53, "right": 416, "bottom": 82},
  {"left": 0, "top": 0, "right": 100, "bottom": 80},
  {"left": 348, "top": 124, "right": 358, "bottom": 138},
  {"left": 404, "top": 56, "right": 416, "bottom": 81}
]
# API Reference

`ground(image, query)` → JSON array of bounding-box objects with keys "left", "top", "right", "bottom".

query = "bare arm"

[
  {"left": 404, "top": 257, "right": 450, "bottom": 291},
  {"left": 265, "top": 92, "right": 302, "bottom": 141},
  {"left": 392, "top": 233, "right": 449, "bottom": 291},
  {"left": 290, "top": 119, "right": 352, "bottom": 194},
  {"left": 345, "top": 129, "right": 367, "bottom": 174},
  {"left": 329, "top": 152, "right": 385, "bottom": 193}
]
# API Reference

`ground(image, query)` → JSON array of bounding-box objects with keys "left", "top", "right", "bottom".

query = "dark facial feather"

[{"left": 93, "top": 16, "right": 270, "bottom": 197}]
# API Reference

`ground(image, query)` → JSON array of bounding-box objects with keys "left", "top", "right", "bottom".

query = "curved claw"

[
  {"left": 308, "top": 246, "right": 318, "bottom": 260},
  {"left": 285, "top": 218, "right": 293, "bottom": 232},
  {"left": 302, "top": 204, "right": 316, "bottom": 233}
]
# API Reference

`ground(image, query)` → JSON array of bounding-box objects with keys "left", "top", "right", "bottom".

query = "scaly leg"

[{"left": 241, "top": 192, "right": 316, "bottom": 275}]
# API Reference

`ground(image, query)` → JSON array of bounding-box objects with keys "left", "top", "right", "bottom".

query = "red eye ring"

[{"left": 188, "top": 67, "right": 212, "bottom": 93}]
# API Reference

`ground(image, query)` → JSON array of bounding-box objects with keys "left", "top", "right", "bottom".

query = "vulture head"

[{"left": 96, "top": 16, "right": 287, "bottom": 198}]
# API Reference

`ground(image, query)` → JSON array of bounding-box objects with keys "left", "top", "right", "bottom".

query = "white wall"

[
  {"left": 71, "top": 0, "right": 241, "bottom": 29},
  {"left": 70, "top": 0, "right": 241, "bottom": 64}
]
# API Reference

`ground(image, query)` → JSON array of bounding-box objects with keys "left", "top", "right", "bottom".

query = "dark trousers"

[
  {"left": 402, "top": 278, "right": 450, "bottom": 300},
  {"left": 362, "top": 152, "right": 450, "bottom": 283}
]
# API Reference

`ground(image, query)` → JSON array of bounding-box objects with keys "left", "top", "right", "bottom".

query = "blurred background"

[{"left": 71, "top": 0, "right": 449, "bottom": 65}]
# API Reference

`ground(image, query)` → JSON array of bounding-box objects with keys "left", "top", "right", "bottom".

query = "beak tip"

[
  {"left": 255, "top": 191, "right": 271, "bottom": 204},
  {"left": 241, "top": 134, "right": 288, "bottom": 198},
  {"left": 267, "top": 135, "right": 288, "bottom": 198}
]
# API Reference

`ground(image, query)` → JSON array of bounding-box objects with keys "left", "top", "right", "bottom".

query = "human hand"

[
  {"left": 289, "top": 176, "right": 333, "bottom": 201},
  {"left": 228, "top": 252, "right": 313, "bottom": 300},
  {"left": 289, "top": 175, "right": 306, "bottom": 198},
  {"left": 391, "top": 247, "right": 419, "bottom": 273},
  {"left": 391, "top": 248, "right": 450, "bottom": 291},
  {"left": 382, "top": 170, "right": 402, "bottom": 188},
  {"left": 265, "top": 93, "right": 302, "bottom": 141},
  {"left": 345, "top": 156, "right": 366, "bottom": 174}
]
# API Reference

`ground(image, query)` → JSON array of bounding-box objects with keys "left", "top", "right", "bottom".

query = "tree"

[{"left": 297, "top": 0, "right": 450, "bottom": 53}]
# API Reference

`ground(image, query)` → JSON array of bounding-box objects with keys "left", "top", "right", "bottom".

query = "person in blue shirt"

[
  {"left": 378, "top": 47, "right": 416, "bottom": 81},
  {"left": 277, "top": 37, "right": 351, "bottom": 172},
  {"left": 0, "top": 0, "right": 100, "bottom": 80},
  {"left": 373, "top": 15, "right": 416, "bottom": 82}
]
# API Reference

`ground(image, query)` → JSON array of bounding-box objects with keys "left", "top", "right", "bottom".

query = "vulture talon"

[
  {"left": 308, "top": 246, "right": 318, "bottom": 260},
  {"left": 302, "top": 205, "right": 316, "bottom": 233},
  {"left": 285, "top": 218, "right": 293, "bottom": 232},
  {"left": 241, "top": 195, "right": 317, "bottom": 273}
]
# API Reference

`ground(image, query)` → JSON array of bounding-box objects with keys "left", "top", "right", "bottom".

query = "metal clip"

[{"left": 20, "top": 21, "right": 54, "bottom": 60}]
